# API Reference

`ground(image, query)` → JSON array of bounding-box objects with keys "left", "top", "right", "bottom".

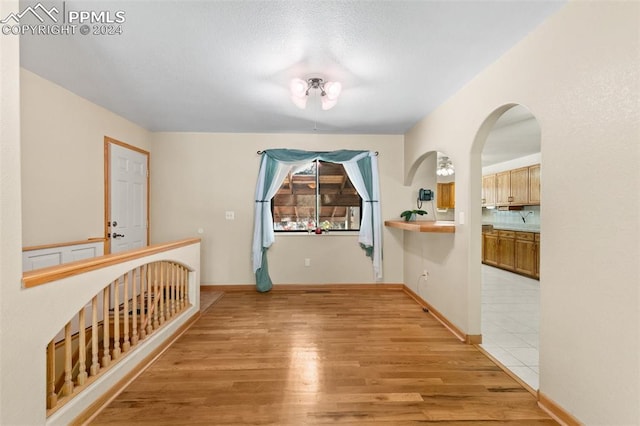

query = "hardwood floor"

[
  {"left": 90, "top": 290, "right": 556, "bottom": 425},
  {"left": 199, "top": 289, "right": 224, "bottom": 313}
]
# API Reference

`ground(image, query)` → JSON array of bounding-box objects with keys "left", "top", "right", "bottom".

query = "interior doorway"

[
  {"left": 104, "top": 136, "right": 150, "bottom": 254},
  {"left": 473, "top": 105, "right": 542, "bottom": 390}
]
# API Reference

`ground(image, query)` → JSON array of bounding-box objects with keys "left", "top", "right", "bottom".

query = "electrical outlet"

[
  {"left": 421, "top": 270, "right": 429, "bottom": 277},
  {"left": 225, "top": 211, "right": 235, "bottom": 220},
  {"left": 304, "top": 258, "right": 311, "bottom": 267}
]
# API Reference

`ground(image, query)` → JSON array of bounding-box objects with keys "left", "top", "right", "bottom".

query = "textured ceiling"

[{"left": 20, "top": 0, "right": 565, "bottom": 134}]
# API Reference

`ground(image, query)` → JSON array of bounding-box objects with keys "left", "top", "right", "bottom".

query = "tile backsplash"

[{"left": 482, "top": 206, "right": 540, "bottom": 225}]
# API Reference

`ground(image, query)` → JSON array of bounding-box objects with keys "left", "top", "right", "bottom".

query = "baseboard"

[
  {"left": 402, "top": 285, "right": 480, "bottom": 344},
  {"left": 200, "top": 283, "right": 405, "bottom": 292},
  {"left": 72, "top": 311, "right": 201, "bottom": 425},
  {"left": 538, "top": 391, "right": 582, "bottom": 426},
  {"left": 466, "top": 334, "right": 482, "bottom": 344}
]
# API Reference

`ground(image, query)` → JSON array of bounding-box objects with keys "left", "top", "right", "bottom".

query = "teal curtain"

[
  {"left": 252, "top": 153, "right": 287, "bottom": 292},
  {"left": 252, "top": 149, "right": 382, "bottom": 292}
]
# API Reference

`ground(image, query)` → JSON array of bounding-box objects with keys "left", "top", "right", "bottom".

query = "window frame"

[{"left": 272, "top": 159, "right": 363, "bottom": 233}]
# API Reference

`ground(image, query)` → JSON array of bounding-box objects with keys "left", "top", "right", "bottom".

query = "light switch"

[{"left": 225, "top": 211, "right": 235, "bottom": 220}]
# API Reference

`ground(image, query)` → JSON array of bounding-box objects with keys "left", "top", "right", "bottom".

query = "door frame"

[{"left": 104, "top": 136, "right": 150, "bottom": 254}]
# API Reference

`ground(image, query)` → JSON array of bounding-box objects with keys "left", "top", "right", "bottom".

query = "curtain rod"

[{"left": 257, "top": 150, "right": 378, "bottom": 156}]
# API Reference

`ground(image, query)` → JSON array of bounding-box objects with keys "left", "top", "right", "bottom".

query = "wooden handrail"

[{"left": 23, "top": 238, "right": 201, "bottom": 288}]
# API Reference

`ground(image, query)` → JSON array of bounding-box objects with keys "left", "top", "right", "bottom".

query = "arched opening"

[
  {"left": 471, "top": 104, "right": 542, "bottom": 390},
  {"left": 409, "top": 150, "right": 456, "bottom": 222}
]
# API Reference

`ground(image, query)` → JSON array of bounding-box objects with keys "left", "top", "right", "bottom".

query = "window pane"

[
  {"left": 272, "top": 160, "right": 362, "bottom": 232},
  {"left": 318, "top": 161, "right": 361, "bottom": 231},
  {"left": 273, "top": 162, "right": 317, "bottom": 231}
]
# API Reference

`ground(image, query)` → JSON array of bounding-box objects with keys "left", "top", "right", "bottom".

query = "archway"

[
  {"left": 471, "top": 104, "right": 542, "bottom": 391},
  {"left": 408, "top": 150, "right": 457, "bottom": 222}
]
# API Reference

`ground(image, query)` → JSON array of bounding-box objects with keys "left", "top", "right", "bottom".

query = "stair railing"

[{"left": 22, "top": 238, "right": 201, "bottom": 419}]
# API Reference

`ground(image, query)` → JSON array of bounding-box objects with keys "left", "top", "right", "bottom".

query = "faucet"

[{"left": 520, "top": 211, "right": 533, "bottom": 223}]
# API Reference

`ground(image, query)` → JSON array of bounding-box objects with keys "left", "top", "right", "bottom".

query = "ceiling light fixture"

[
  {"left": 290, "top": 77, "right": 342, "bottom": 110},
  {"left": 436, "top": 156, "right": 455, "bottom": 176}
]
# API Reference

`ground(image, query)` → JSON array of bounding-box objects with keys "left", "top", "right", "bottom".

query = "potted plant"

[{"left": 400, "top": 209, "right": 428, "bottom": 222}]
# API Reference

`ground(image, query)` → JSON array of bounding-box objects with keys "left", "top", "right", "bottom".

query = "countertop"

[
  {"left": 483, "top": 223, "right": 540, "bottom": 233},
  {"left": 385, "top": 220, "right": 455, "bottom": 233}
]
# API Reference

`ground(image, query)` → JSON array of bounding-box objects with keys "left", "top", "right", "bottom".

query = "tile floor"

[{"left": 481, "top": 265, "right": 540, "bottom": 389}]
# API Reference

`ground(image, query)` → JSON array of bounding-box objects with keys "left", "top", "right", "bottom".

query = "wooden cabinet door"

[
  {"left": 484, "top": 231, "right": 540, "bottom": 280},
  {"left": 529, "top": 164, "right": 540, "bottom": 205},
  {"left": 497, "top": 231, "right": 515, "bottom": 270},
  {"left": 437, "top": 183, "right": 448, "bottom": 209},
  {"left": 438, "top": 182, "right": 455, "bottom": 209},
  {"left": 483, "top": 233, "right": 498, "bottom": 266},
  {"left": 482, "top": 174, "right": 496, "bottom": 207},
  {"left": 496, "top": 171, "right": 511, "bottom": 206},
  {"left": 484, "top": 164, "right": 539, "bottom": 207},
  {"left": 510, "top": 167, "right": 529, "bottom": 205},
  {"left": 514, "top": 232, "right": 536, "bottom": 276}
]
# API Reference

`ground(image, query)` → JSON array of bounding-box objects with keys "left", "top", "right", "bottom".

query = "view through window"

[{"left": 272, "top": 160, "right": 362, "bottom": 232}]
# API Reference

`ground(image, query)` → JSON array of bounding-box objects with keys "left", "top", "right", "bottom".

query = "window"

[{"left": 272, "top": 160, "right": 362, "bottom": 232}]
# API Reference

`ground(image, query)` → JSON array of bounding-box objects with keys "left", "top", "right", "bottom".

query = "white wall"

[
  {"left": 403, "top": 150, "right": 467, "bottom": 334},
  {"left": 150, "top": 132, "right": 407, "bottom": 285},
  {"left": 20, "top": 69, "right": 151, "bottom": 246},
  {"left": 0, "top": 2, "right": 25, "bottom": 422},
  {"left": 404, "top": 2, "right": 639, "bottom": 424}
]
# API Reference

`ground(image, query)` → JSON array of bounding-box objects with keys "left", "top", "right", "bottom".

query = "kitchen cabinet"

[
  {"left": 437, "top": 182, "right": 455, "bottom": 209},
  {"left": 495, "top": 171, "right": 510, "bottom": 206},
  {"left": 481, "top": 174, "right": 496, "bottom": 207},
  {"left": 510, "top": 167, "right": 529, "bottom": 204},
  {"left": 497, "top": 230, "right": 515, "bottom": 270},
  {"left": 528, "top": 164, "right": 540, "bottom": 204},
  {"left": 482, "top": 229, "right": 539, "bottom": 279},
  {"left": 514, "top": 232, "right": 536, "bottom": 276},
  {"left": 496, "top": 167, "right": 529, "bottom": 206},
  {"left": 483, "top": 230, "right": 498, "bottom": 266}
]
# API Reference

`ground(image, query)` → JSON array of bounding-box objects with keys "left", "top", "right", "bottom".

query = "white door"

[{"left": 109, "top": 143, "right": 148, "bottom": 254}]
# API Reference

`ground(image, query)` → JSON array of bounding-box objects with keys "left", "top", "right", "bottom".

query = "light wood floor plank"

[{"left": 90, "top": 290, "right": 556, "bottom": 425}]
